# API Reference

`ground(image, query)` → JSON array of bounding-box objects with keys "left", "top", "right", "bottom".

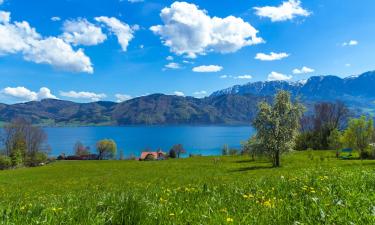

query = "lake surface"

[{"left": 44, "top": 126, "right": 254, "bottom": 157}]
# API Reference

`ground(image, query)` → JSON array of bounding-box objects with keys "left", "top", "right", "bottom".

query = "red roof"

[{"left": 140, "top": 151, "right": 166, "bottom": 160}]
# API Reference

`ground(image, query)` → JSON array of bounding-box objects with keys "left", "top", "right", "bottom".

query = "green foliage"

[
  {"left": 10, "top": 137, "right": 26, "bottom": 167},
  {"left": 169, "top": 149, "right": 177, "bottom": 159},
  {"left": 96, "top": 139, "right": 117, "bottom": 160},
  {"left": 253, "top": 91, "right": 304, "bottom": 167},
  {"left": 25, "top": 152, "right": 48, "bottom": 167},
  {"left": 342, "top": 116, "right": 374, "bottom": 159},
  {"left": 0, "top": 151, "right": 374, "bottom": 224},
  {"left": 222, "top": 144, "right": 229, "bottom": 156},
  {"left": 328, "top": 129, "right": 342, "bottom": 150},
  {"left": 0, "top": 155, "right": 11, "bottom": 170}
]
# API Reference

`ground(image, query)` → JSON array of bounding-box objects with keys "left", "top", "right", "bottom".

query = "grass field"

[{"left": 0, "top": 150, "right": 374, "bottom": 225}]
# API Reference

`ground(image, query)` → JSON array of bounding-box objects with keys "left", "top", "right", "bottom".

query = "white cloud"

[
  {"left": 254, "top": 0, "right": 311, "bottom": 22},
  {"left": 255, "top": 52, "right": 289, "bottom": 61},
  {"left": 235, "top": 75, "right": 253, "bottom": 79},
  {"left": 62, "top": 19, "right": 107, "bottom": 46},
  {"left": 173, "top": 91, "right": 185, "bottom": 96},
  {"left": 150, "top": 2, "right": 263, "bottom": 58},
  {"left": 192, "top": 65, "right": 223, "bottom": 73},
  {"left": 293, "top": 66, "right": 314, "bottom": 74},
  {"left": 193, "top": 90, "right": 207, "bottom": 97},
  {"left": 0, "top": 11, "right": 10, "bottom": 23},
  {"left": 0, "top": 12, "right": 93, "bottom": 73},
  {"left": 219, "top": 74, "right": 252, "bottom": 79},
  {"left": 1, "top": 87, "right": 57, "bottom": 102},
  {"left": 95, "top": 16, "right": 137, "bottom": 51},
  {"left": 0, "top": 0, "right": 4, "bottom": 5},
  {"left": 60, "top": 91, "right": 106, "bottom": 102},
  {"left": 51, "top": 17, "right": 61, "bottom": 22},
  {"left": 128, "top": 0, "right": 144, "bottom": 2},
  {"left": 342, "top": 40, "right": 358, "bottom": 46},
  {"left": 267, "top": 71, "right": 292, "bottom": 81},
  {"left": 24, "top": 37, "right": 93, "bottom": 73},
  {"left": 165, "top": 62, "right": 180, "bottom": 69},
  {"left": 345, "top": 63, "right": 351, "bottom": 67},
  {"left": 115, "top": 94, "right": 132, "bottom": 102},
  {"left": 166, "top": 55, "right": 173, "bottom": 61}
]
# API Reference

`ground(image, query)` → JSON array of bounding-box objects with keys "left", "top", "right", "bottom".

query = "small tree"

[
  {"left": 222, "top": 144, "right": 229, "bottom": 156},
  {"left": 96, "top": 139, "right": 117, "bottom": 160},
  {"left": 328, "top": 129, "right": 342, "bottom": 150},
  {"left": 253, "top": 91, "right": 304, "bottom": 167},
  {"left": 169, "top": 149, "right": 177, "bottom": 159},
  {"left": 74, "top": 141, "right": 90, "bottom": 156},
  {"left": 170, "top": 144, "right": 186, "bottom": 158},
  {"left": 342, "top": 116, "right": 374, "bottom": 159}
]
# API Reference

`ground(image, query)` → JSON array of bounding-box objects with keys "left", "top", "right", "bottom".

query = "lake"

[{"left": 44, "top": 126, "right": 254, "bottom": 157}]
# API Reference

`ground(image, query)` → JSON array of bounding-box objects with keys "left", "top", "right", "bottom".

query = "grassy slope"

[{"left": 0, "top": 151, "right": 374, "bottom": 224}]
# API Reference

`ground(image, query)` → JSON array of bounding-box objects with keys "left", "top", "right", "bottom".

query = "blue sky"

[{"left": 0, "top": 0, "right": 374, "bottom": 103}]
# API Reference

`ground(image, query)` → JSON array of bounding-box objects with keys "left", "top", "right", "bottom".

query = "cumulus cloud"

[
  {"left": 164, "top": 62, "right": 180, "bottom": 70},
  {"left": 192, "top": 65, "right": 223, "bottom": 73},
  {"left": 342, "top": 40, "right": 358, "bottom": 46},
  {"left": 267, "top": 71, "right": 292, "bottom": 81},
  {"left": 173, "top": 91, "right": 185, "bottom": 96},
  {"left": 60, "top": 91, "right": 106, "bottom": 101},
  {"left": 115, "top": 94, "right": 132, "bottom": 102},
  {"left": 0, "top": 11, "right": 10, "bottom": 23},
  {"left": 293, "top": 66, "right": 314, "bottom": 74},
  {"left": 0, "top": 11, "right": 93, "bottom": 73},
  {"left": 150, "top": 2, "right": 263, "bottom": 58},
  {"left": 1, "top": 87, "right": 57, "bottom": 102},
  {"left": 166, "top": 55, "right": 173, "bottom": 61},
  {"left": 254, "top": 0, "right": 311, "bottom": 22},
  {"left": 62, "top": 19, "right": 107, "bottom": 46},
  {"left": 255, "top": 52, "right": 289, "bottom": 61},
  {"left": 95, "top": 16, "right": 137, "bottom": 51}
]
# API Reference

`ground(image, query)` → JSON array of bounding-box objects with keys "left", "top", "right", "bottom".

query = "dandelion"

[
  {"left": 226, "top": 217, "right": 234, "bottom": 223},
  {"left": 169, "top": 213, "right": 175, "bottom": 216},
  {"left": 263, "top": 200, "right": 272, "bottom": 208}
]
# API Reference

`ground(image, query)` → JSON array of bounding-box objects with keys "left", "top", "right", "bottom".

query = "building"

[{"left": 140, "top": 150, "right": 166, "bottom": 160}]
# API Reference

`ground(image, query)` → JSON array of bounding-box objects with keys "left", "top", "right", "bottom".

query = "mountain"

[
  {"left": 0, "top": 94, "right": 269, "bottom": 125},
  {"left": 211, "top": 71, "right": 375, "bottom": 110},
  {"left": 1, "top": 70, "right": 375, "bottom": 126}
]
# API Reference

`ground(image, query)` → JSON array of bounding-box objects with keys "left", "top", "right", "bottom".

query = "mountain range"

[{"left": 1, "top": 71, "right": 375, "bottom": 126}]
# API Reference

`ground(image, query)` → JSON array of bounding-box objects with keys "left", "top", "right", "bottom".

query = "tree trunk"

[{"left": 275, "top": 151, "right": 280, "bottom": 167}]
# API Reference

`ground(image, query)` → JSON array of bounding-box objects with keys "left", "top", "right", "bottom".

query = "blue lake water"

[{"left": 44, "top": 126, "right": 254, "bottom": 157}]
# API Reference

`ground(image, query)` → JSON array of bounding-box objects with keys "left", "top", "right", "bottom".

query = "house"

[{"left": 140, "top": 150, "right": 167, "bottom": 160}]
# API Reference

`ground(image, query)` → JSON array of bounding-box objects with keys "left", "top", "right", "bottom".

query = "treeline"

[
  {"left": 229, "top": 91, "right": 375, "bottom": 167},
  {"left": 0, "top": 119, "right": 50, "bottom": 169}
]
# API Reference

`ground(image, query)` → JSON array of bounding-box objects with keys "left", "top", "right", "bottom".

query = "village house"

[{"left": 140, "top": 150, "right": 167, "bottom": 160}]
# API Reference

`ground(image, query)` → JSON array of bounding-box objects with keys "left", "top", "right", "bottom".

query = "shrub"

[
  {"left": 0, "top": 155, "right": 11, "bottom": 170},
  {"left": 25, "top": 152, "right": 48, "bottom": 167},
  {"left": 144, "top": 154, "right": 155, "bottom": 161}
]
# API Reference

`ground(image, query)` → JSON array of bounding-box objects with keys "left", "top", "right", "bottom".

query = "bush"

[
  {"left": 0, "top": 155, "right": 11, "bottom": 170},
  {"left": 25, "top": 152, "right": 48, "bottom": 167}
]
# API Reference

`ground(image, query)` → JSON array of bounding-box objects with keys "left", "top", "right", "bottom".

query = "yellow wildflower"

[{"left": 226, "top": 217, "right": 234, "bottom": 223}]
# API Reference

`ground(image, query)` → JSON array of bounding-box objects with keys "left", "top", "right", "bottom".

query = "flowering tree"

[{"left": 253, "top": 91, "right": 304, "bottom": 167}]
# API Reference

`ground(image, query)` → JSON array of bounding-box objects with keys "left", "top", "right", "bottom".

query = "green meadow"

[{"left": 0, "top": 151, "right": 374, "bottom": 225}]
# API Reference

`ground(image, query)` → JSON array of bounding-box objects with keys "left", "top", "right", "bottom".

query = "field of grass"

[{"left": 0, "top": 150, "right": 374, "bottom": 224}]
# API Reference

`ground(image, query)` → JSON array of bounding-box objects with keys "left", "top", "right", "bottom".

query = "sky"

[{"left": 0, "top": 0, "right": 375, "bottom": 103}]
